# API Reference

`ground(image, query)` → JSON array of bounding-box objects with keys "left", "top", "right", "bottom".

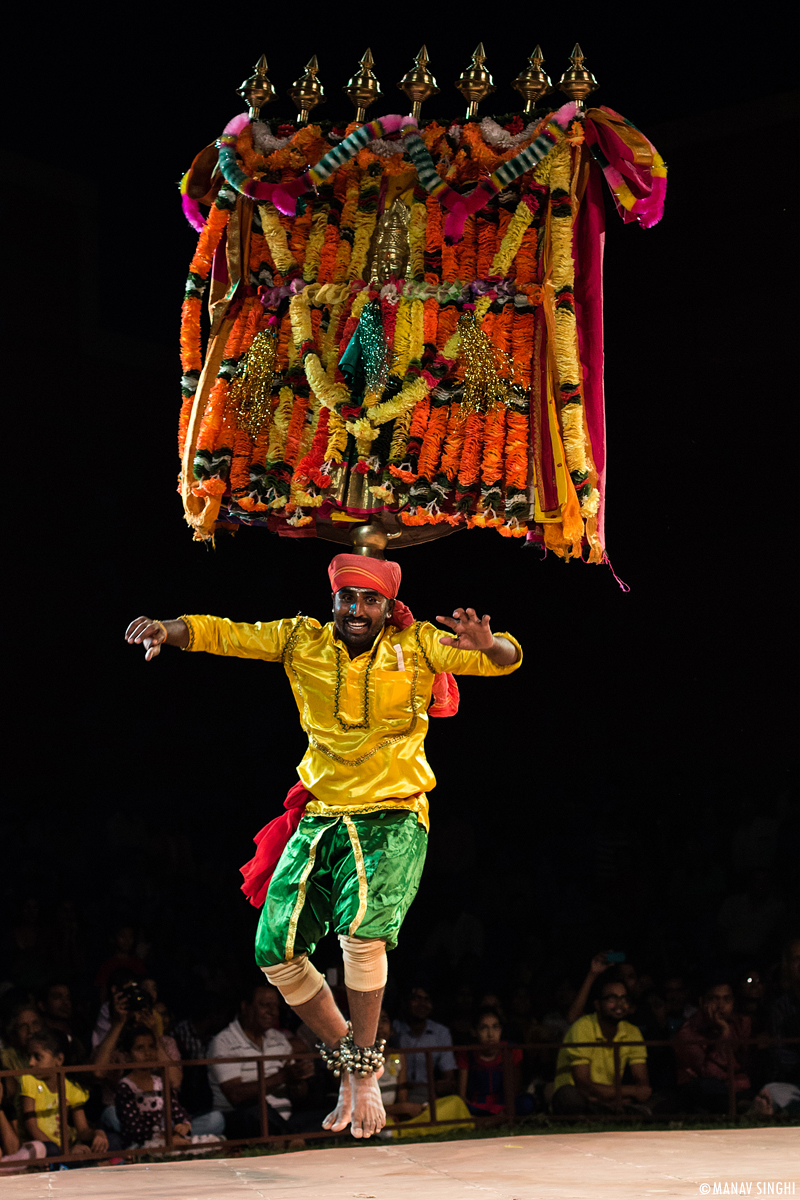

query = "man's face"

[
  {"left": 664, "top": 977, "right": 687, "bottom": 1015},
  {"left": 409, "top": 988, "right": 433, "bottom": 1022},
  {"left": 14, "top": 1009, "right": 42, "bottom": 1050},
  {"left": 332, "top": 587, "right": 393, "bottom": 653},
  {"left": 703, "top": 984, "right": 734, "bottom": 1022},
  {"left": 44, "top": 985, "right": 72, "bottom": 1022},
  {"left": 595, "top": 983, "right": 629, "bottom": 1026},
  {"left": 245, "top": 987, "right": 280, "bottom": 1034}
]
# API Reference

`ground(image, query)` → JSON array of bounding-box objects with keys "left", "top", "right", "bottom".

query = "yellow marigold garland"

[{"left": 258, "top": 204, "right": 298, "bottom": 276}]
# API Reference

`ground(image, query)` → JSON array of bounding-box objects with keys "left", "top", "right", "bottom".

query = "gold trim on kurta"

[{"left": 342, "top": 816, "right": 369, "bottom": 936}]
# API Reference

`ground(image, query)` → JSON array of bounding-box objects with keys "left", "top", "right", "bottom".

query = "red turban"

[
  {"left": 328, "top": 553, "right": 401, "bottom": 600},
  {"left": 328, "top": 552, "right": 459, "bottom": 719}
]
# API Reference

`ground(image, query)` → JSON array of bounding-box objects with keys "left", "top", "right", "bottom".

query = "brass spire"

[
  {"left": 512, "top": 46, "right": 553, "bottom": 114},
  {"left": 236, "top": 54, "right": 275, "bottom": 119},
  {"left": 455, "top": 43, "right": 496, "bottom": 120},
  {"left": 558, "top": 43, "right": 598, "bottom": 108},
  {"left": 397, "top": 45, "right": 439, "bottom": 120},
  {"left": 344, "top": 48, "right": 381, "bottom": 124},
  {"left": 289, "top": 55, "right": 326, "bottom": 126}
]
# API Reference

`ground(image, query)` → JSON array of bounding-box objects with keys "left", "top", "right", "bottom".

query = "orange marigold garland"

[{"left": 178, "top": 199, "right": 233, "bottom": 458}]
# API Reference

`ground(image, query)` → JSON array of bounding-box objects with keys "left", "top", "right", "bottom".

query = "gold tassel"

[
  {"left": 458, "top": 311, "right": 514, "bottom": 416},
  {"left": 229, "top": 329, "right": 278, "bottom": 437}
]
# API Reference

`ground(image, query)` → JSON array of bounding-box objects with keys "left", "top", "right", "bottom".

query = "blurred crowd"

[{"left": 1, "top": 787, "right": 797, "bottom": 1168}]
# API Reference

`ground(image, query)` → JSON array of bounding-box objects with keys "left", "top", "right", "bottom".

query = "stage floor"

[{"left": 2, "top": 1127, "right": 797, "bottom": 1199}]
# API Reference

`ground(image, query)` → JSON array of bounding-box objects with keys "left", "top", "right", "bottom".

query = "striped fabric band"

[{"left": 310, "top": 118, "right": 393, "bottom": 184}]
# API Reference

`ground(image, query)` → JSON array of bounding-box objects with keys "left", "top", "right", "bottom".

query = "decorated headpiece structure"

[{"left": 177, "top": 44, "right": 666, "bottom": 574}]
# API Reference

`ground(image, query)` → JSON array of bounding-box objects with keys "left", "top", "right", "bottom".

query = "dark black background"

[{"left": 4, "top": 4, "right": 797, "bottom": 1002}]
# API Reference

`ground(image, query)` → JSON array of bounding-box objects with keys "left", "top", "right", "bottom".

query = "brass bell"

[
  {"left": 455, "top": 43, "right": 496, "bottom": 120},
  {"left": 344, "top": 48, "right": 381, "bottom": 124},
  {"left": 236, "top": 54, "right": 275, "bottom": 119},
  {"left": 558, "top": 43, "right": 598, "bottom": 108},
  {"left": 512, "top": 46, "right": 552, "bottom": 114},
  {"left": 350, "top": 522, "right": 388, "bottom": 558},
  {"left": 397, "top": 45, "right": 440, "bottom": 120},
  {"left": 289, "top": 55, "right": 326, "bottom": 126}
]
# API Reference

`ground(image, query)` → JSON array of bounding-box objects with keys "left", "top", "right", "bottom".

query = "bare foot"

[
  {"left": 322, "top": 1070, "right": 352, "bottom": 1132},
  {"left": 350, "top": 1070, "right": 386, "bottom": 1139}
]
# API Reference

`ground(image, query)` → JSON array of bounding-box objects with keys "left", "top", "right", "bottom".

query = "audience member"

[
  {"left": 0, "top": 1003, "right": 43, "bottom": 1123},
  {"left": 456, "top": 1007, "right": 526, "bottom": 1116},
  {"left": 768, "top": 937, "right": 800, "bottom": 1085},
  {"left": 380, "top": 1008, "right": 472, "bottom": 1138},
  {"left": 92, "top": 982, "right": 181, "bottom": 1136},
  {"left": 0, "top": 1078, "right": 47, "bottom": 1171},
  {"left": 504, "top": 986, "right": 534, "bottom": 1046},
  {"left": 635, "top": 989, "right": 678, "bottom": 1095},
  {"left": 566, "top": 953, "right": 613, "bottom": 1026},
  {"left": 20, "top": 1029, "right": 108, "bottom": 1158},
  {"left": 207, "top": 982, "right": 312, "bottom": 1138},
  {"left": 673, "top": 979, "right": 751, "bottom": 1112},
  {"left": 552, "top": 979, "right": 651, "bottom": 1115},
  {"left": 393, "top": 985, "right": 457, "bottom": 1105},
  {"left": 752, "top": 1082, "right": 800, "bottom": 1117},
  {"left": 172, "top": 994, "right": 227, "bottom": 1119},
  {"left": 37, "top": 983, "right": 87, "bottom": 1063},
  {"left": 113, "top": 1024, "right": 222, "bottom": 1148},
  {"left": 663, "top": 975, "right": 697, "bottom": 1035},
  {"left": 93, "top": 925, "right": 147, "bottom": 1002}
]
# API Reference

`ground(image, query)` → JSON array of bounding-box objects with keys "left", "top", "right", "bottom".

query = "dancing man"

[{"left": 125, "top": 549, "right": 521, "bottom": 1138}]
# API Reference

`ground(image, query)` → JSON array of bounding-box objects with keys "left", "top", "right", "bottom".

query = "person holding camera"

[{"left": 91, "top": 976, "right": 181, "bottom": 1138}]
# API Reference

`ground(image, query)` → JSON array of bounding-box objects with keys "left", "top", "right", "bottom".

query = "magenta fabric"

[{"left": 573, "top": 160, "right": 608, "bottom": 547}]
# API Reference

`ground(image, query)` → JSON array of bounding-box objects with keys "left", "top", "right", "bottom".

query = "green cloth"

[{"left": 255, "top": 811, "right": 427, "bottom": 966}]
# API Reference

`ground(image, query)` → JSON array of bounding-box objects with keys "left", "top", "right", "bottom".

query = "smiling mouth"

[{"left": 344, "top": 618, "right": 370, "bottom": 633}]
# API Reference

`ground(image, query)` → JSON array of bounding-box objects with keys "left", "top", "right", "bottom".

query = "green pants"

[{"left": 255, "top": 810, "right": 427, "bottom": 967}]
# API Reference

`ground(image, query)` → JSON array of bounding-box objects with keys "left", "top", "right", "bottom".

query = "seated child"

[
  {"left": 114, "top": 1024, "right": 212, "bottom": 1148},
  {"left": 0, "top": 1082, "right": 46, "bottom": 1173},
  {"left": 20, "top": 1029, "right": 108, "bottom": 1157},
  {"left": 457, "top": 1007, "right": 524, "bottom": 1116}
]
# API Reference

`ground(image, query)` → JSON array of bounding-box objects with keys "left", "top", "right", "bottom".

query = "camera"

[{"left": 119, "top": 983, "right": 152, "bottom": 1013}]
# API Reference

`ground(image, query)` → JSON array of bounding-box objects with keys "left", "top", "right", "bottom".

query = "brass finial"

[
  {"left": 558, "top": 43, "right": 598, "bottom": 108},
  {"left": 351, "top": 522, "right": 388, "bottom": 557},
  {"left": 289, "top": 55, "right": 326, "bottom": 126},
  {"left": 455, "top": 43, "right": 496, "bottom": 120},
  {"left": 344, "top": 48, "right": 381, "bottom": 124},
  {"left": 512, "top": 46, "right": 553, "bottom": 114},
  {"left": 236, "top": 54, "right": 275, "bottom": 119},
  {"left": 397, "top": 45, "right": 440, "bottom": 120}
]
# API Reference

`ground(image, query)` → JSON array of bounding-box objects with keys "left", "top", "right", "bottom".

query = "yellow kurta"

[{"left": 183, "top": 615, "right": 522, "bottom": 826}]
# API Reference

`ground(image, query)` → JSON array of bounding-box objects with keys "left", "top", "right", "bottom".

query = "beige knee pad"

[
  {"left": 262, "top": 955, "right": 324, "bottom": 1007},
  {"left": 338, "top": 935, "right": 388, "bottom": 992}
]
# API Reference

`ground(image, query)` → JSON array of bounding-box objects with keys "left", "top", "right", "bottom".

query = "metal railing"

[{"left": 2, "top": 1035, "right": 797, "bottom": 1168}]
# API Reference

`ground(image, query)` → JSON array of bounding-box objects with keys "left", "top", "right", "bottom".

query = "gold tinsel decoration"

[
  {"left": 458, "top": 311, "right": 518, "bottom": 415},
  {"left": 229, "top": 328, "right": 278, "bottom": 436}
]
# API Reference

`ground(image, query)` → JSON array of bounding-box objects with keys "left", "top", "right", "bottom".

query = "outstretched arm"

[
  {"left": 125, "top": 617, "right": 189, "bottom": 661},
  {"left": 435, "top": 608, "right": 519, "bottom": 666}
]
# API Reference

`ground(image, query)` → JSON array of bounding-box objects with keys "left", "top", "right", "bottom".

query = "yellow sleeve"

[
  {"left": 561, "top": 1018, "right": 593, "bottom": 1066},
  {"left": 65, "top": 1080, "right": 89, "bottom": 1108},
  {"left": 414, "top": 621, "right": 523, "bottom": 677},
  {"left": 181, "top": 615, "right": 306, "bottom": 661},
  {"left": 622, "top": 1022, "right": 648, "bottom": 1064},
  {"left": 18, "top": 1074, "right": 39, "bottom": 1099}
]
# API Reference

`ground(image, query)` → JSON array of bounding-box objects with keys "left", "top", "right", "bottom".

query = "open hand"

[
  {"left": 125, "top": 616, "right": 167, "bottom": 661},
  {"left": 435, "top": 607, "right": 494, "bottom": 652},
  {"left": 91, "top": 1129, "right": 109, "bottom": 1153}
]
